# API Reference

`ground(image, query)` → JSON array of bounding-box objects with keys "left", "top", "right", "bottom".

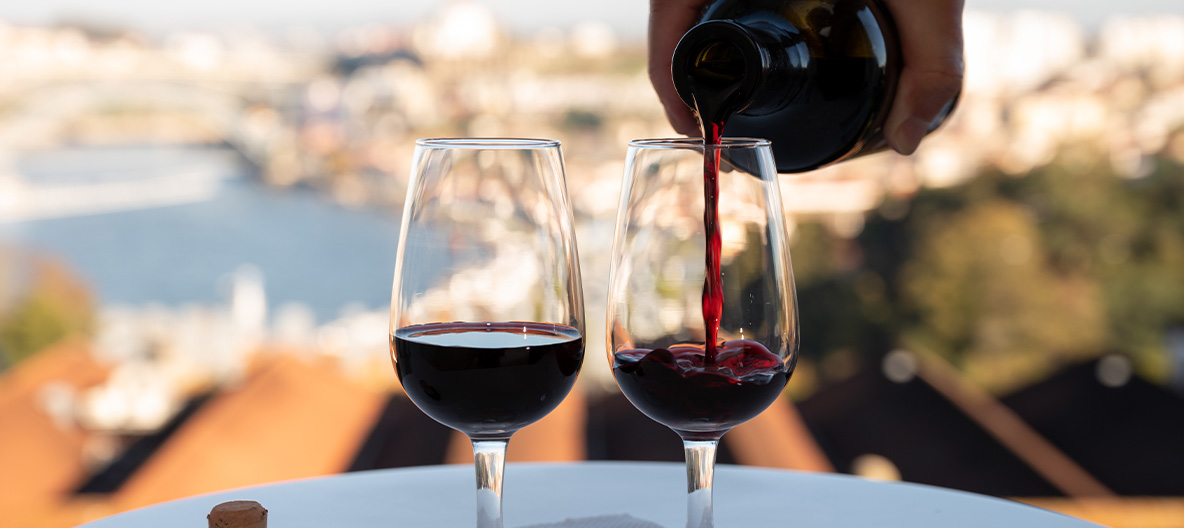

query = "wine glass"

[
  {"left": 607, "top": 138, "right": 798, "bottom": 528},
  {"left": 390, "top": 138, "right": 585, "bottom": 528}
]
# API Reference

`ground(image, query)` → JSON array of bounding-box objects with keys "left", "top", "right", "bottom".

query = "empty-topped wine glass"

[
  {"left": 390, "top": 138, "right": 585, "bottom": 528},
  {"left": 607, "top": 138, "right": 798, "bottom": 528}
]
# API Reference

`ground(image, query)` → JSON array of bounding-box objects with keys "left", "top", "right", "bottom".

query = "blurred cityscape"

[{"left": 2, "top": 3, "right": 1184, "bottom": 527}]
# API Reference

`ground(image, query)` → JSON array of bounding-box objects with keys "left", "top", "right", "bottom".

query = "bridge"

[{"left": 0, "top": 77, "right": 308, "bottom": 222}]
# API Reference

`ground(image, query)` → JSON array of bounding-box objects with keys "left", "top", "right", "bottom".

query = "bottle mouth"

[
  {"left": 688, "top": 39, "right": 746, "bottom": 88},
  {"left": 672, "top": 20, "right": 766, "bottom": 114}
]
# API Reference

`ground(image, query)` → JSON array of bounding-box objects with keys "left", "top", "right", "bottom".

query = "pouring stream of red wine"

[
  {"left": 701, "top": 118, "right": 724, "bottom": 365},
  {"left": 688, "top": 40, "right": 746, "bottom": 365}
]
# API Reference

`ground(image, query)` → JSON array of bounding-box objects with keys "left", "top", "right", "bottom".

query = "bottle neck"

[{"left": 671, "top": 19, "right": 810, "bottom": 126}]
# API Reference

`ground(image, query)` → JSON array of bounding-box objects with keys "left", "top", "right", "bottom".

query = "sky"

[{"left": 0, "top": 0, "right": 1181, "bottom": 39}]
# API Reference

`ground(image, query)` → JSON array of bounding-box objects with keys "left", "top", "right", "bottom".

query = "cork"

[{"left": 208, "top": 500, "right": 268, "bottom": 528}]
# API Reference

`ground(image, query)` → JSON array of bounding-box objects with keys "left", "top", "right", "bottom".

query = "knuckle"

[{"left": 915, "top": 69, "right": 964, "bottom": 99}]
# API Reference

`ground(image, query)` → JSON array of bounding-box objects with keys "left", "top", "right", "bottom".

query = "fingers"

[
  {"left": 649, "top": 0, "right": 709, "bottom": 136},
  {"left": 649, "top": 0, "right": 965, "bottom": 150},
  {"left": 881, "top": 0, "right": 965, "bottom": 155}
]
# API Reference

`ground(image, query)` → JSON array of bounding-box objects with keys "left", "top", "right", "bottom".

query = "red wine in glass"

[
  {"left": 611, "top": 137, "right": 794, "bottom": 528},
  {"left": 612, "top": 340, "right": 789, "bottom": 440},
  {"left": 392, "top": 321, "right": 583, "bottom": 439},
  {"left": 394, "top": 138, "right": 583, "bottom": 528}
]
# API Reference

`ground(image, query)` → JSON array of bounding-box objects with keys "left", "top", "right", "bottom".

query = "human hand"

[
  {"left": 648, "top": 0, "right": 710, "bottom": 137},
  {"left": 647, "top": 0, "right": 965, "bottom": 155},
  {"left": 880, "top": 0, "right": 964, "bottom": 154}
]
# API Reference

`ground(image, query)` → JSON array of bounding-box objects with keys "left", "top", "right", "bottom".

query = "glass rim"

[
  {"left": 415, "top": 137, "right": 561, "bottom": 149},
  {"left": 627, "top": 137, "right": 771, "bottom": 149}
]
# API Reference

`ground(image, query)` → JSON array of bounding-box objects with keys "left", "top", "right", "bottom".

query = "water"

[{"left": 0, "top": 145, "right": 404, "bottom": 322}]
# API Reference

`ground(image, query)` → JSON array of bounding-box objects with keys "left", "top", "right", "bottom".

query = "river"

[{"left": 0, "top": 145, "right": 403, "bottom": 322}]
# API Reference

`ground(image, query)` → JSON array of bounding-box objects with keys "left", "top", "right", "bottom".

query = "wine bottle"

[{"left": 671, "top": 0, "right": 956, "bottom": 173}]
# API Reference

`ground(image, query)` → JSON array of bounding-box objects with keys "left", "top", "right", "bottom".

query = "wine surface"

[
  {"left": 392, "top": 321, "right": 583, "bottom": 438},
  {"left": 613, "top": 341, "right": 789, "bottom": 439}
]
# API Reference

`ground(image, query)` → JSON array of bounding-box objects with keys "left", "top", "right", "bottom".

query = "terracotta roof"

[
  {"left": 585, "top": 392, "right": 687, "bottom": 463},
  {"left": 507, "top": 386, "right": 586, "bottom": 463},
  {"left": 727, "top": 397, "right": 834, "bottom": 472},
  {"left": 1001, "top": 358, "right": 1184, "bottom": 496},
  {"left": 442, "top": 386, "right": 589, "bottom": 465},
  {"left": 112, "top": 354, "right": 385, "bottom": 510},
  {"left": 583, "top": 391, "right": 832, "bottom": 472},
  {"left": 5, "top": 497, "right": 118, "bottom": 528},
  {"left": 347, "top": 394, "right": 454, "bottom": 470},
  {"left": 916, "top": 354, "right": 1112, "bottom": 497},
  {"left": 798, "top": 363, "right": 1066, "bottom": 497},
  {"left": 0, "top": 339, "right": 109, "bottom": 502},
  {"left": 1019, "top": 497, "right": 1184, "bottom": 528},
  {"left": 76, "top": 392, "right": 215, "bottom": 493}
]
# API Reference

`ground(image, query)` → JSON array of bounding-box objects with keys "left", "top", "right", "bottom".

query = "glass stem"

[
  {"left": 684, "top": 438, "right": 720, "bottom": 528},
  {"left": 473, "top": 438, "right": 510, "bottom": 528}
]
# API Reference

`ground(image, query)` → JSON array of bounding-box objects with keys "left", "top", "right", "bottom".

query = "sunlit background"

[{"left": 1, "top": 1, "right": 1183, "bottom": 527}]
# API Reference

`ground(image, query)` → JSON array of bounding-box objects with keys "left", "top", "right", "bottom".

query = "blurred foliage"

[
  {"left": 0, "top": 256, "right": 95, "bottom": 370},
  {"left": 561, "top": 109, "right": 605, "bottom": 131},
  {"left": 790, "top": 154, "right": 1184, "bottom": 393}
]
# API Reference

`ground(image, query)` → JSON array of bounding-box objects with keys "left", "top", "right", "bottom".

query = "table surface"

[{"left": 78, "top": 462, "right": 1100, "bottom": 527}]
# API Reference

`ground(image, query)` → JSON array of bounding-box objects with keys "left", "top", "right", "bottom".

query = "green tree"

[
  {"left": 791, "top": 221, "right": 895, "bottom": 383},
  {"left": 897, "top": 198, "right": 1105, "bottom": 391},
  {"left": 1002, "top": 157, "right": 1184, "bottom": 379},
  {"left": 0, "top": 256, "right": 95, "bottom": 369},
  {"left": 787, "top": 153, "right": 1184, "bottom": 391}
]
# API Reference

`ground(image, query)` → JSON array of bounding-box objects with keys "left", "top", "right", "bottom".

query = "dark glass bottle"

[{"left": 671, "top": 0, "right": 954, "bottom": 173}]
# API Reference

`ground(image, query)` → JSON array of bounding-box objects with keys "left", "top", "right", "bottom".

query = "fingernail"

[{"left": 889, "top": 117, "right": 928, "bottom": 156}]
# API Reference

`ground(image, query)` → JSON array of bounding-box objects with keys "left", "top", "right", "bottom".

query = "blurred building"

[{"left": 3, "top": 5, "right": 1184, "bottom": 528}]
